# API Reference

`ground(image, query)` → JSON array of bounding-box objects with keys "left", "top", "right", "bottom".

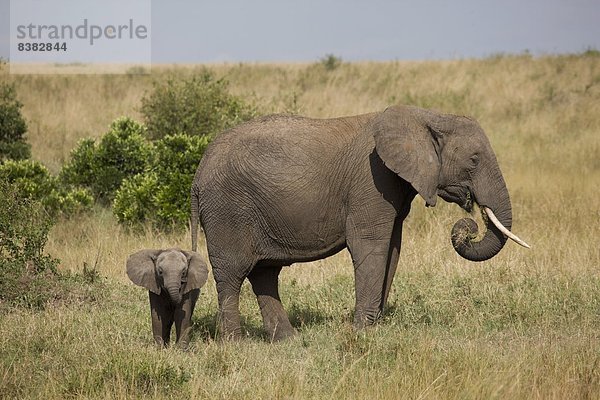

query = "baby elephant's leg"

[
  {"left": 149, "top": 291, "right": 174, "bottom": 348},
  {"left": 174, "top": 288, "right": 200, "bottom": 350}
]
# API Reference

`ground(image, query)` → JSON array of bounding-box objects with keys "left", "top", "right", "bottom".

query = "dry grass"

[{"left": 1, "top": 53, "right": 599, "bottom": 399}]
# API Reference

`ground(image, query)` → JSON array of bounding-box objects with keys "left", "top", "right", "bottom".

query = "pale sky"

[{"left": 1, "top": 0, "right": 599, "bottom": 63}]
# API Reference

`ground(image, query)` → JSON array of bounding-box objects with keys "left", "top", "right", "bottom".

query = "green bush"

[
  {"left": 60, "top": 117, "right": 152, "bottom": 202},
  {"left": 0, "top": 181, "right": 57, "bottom": 274},
  {"left": 112, "top": 172, "right": 158, "bottom": 226},
  {"left": 60, "top": 138, "right": 96, "bottom": 186},
  {"left": 152, "top": 134, "right": 211, "bottom": 225},
  {"left": 113, "top": 134, "right": 210, "bottom": 228},
  {"left": 0, "top": 181, "right": 102, "bottom": 311},
  {"left": 0, "top": 180, "right": 57, "bottom": 309},
  {"left": 0, "top": 159, "right": 93, "bottom": 216},
  {"left": 0, "top": 82, "right": 31, "bottom": 160},
  {"left": 140, "top": 71, "right": 257, "bottom": 140}
]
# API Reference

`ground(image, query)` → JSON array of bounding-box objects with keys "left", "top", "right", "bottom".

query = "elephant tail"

[{"left": 190, "top": 184, "right": 200, "bottom": 252}]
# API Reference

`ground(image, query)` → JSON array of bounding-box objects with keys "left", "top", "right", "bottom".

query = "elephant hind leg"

[
  {"left": 205, "top": 222, "right": 256, "bottom": 340},
  {"left": 212, "top": 263, "right": 246, "bottom": 341},
  {"left": 247, "top": 265, "right": 296, "bottom": 341}
]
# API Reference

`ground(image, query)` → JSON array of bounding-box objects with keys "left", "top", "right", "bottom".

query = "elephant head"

[
  {"left": 373, "top": 105, "right": 529, "bottom": 261},
  {"left": 126, "top": 249, "right": 208, "bottom": 304}
]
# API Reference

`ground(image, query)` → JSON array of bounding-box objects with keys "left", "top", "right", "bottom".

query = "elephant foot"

[
  {"left": 217, "top": 307, "right": 244, "bottom": 341},
  {"left": 218, "top": 324, "right": 244, "bottom": 341},
  {"left": 353, "top": 309, "right": 382, "bottom": 330},
  {"left": 263, "top": 312, "right": 296, "bottom": 342},
  {"left": 176, "top": 334, "right": 192, "bottom": 351},
  {"left": 175, "top": 327, "right": 193, "bottom": 350},
  {"left": 154, "top": 336, "right": 169, "bottom": 349},
  {"left": 177, "top": 341, "right": 191, "bottom": 351}
]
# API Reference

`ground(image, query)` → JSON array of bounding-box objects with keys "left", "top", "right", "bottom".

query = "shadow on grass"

[
  {"left": 191, "top": 303, "right": 333, "bottom": 342},
  {"left": 382, "top": 302, "right": 399, "bottom": 319},
  {"left": 288, "top": 303, "right": 330, "bottom": 330},
  {"left": 191, "top": 312, "right": 264, "bottom": 342}
]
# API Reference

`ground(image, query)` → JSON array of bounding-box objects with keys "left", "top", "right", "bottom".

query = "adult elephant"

[{"left": 191, "top": 105, "right": 529, "bottom": 340}]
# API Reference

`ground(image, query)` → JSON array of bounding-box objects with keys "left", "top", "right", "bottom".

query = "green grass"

[
  {"left": 1, "top": 259, "right": 598, "bottom": 399},
  {"left": 1, "top": 53, "right": 599, "bottom": 398}
]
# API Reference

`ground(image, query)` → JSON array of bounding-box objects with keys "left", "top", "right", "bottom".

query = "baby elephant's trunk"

[{"left": 167, "top": 286, "right": 183, "bottom": 305}]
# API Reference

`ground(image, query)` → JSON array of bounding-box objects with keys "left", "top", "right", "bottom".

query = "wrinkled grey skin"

[
  {"left": 126, "top": 248, "right": 208, "bottom": 348},
  {"left": 191, "top": 105, "right": 514, "bottom": 341}
]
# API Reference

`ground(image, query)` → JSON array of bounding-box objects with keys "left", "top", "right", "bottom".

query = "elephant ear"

[
  {"left": 372, "top": 105, "right": 442, "bottom": 207},
  {"left": 182, "top": 250, "right": 209, "bottom": 294},
  {"left": 126, "top": 249, "right": 161, "bottom": 294}
]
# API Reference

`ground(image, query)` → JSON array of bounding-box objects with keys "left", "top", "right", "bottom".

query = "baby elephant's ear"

[
  {"left": 182, "top": 250, "right": 208, "bottom": 293},
  {"left": 126, "top": 249, "right": 161, "bottom": 294}
]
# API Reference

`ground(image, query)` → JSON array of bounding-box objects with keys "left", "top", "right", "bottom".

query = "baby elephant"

[{"left": 126, "top": 248, "right": 208, "bottom": 349}]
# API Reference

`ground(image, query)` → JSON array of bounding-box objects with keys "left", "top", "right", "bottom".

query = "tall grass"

[{"left": 1, "top": 53, "right": 599, "bottom": 398}]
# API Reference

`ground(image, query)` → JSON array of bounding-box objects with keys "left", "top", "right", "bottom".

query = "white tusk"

[{"left": 483, "top": 207, "right": 531, "bottom": 249}]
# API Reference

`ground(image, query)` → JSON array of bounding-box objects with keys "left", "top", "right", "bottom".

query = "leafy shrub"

[
  {"left": 0, "top": 159, "right": 55, "bottom": 199},
  {"left": 112, "top": 172, "right": 158, "bottom": 226},
  {"left": 0, "top": 159, "right": 93, "bottom": 216},
  {"left": 60, "top": 138, "right": 96, "bottom": 186},
  {"left": 113, "top": 134, "right": 210, "bottom": 228},
  {"left": 0, "top": 82, "right": 31, "bottom": 160},
  {"left": 0, "top": 181, "right": 102, "bottom": 311},
  {"left": 0, "top": 180, "right": 57, "bottom": 309},
  {"left": 0, "top": 181, "right": 57, "bottom": 273},
  {"left": 140, "top": 71, "right": 257, "bottom": 140},
  {"left": 152, "top": 134, "right": 210, "bottom": 225},
  {"left": 60, "top": 117, "right": 152, "bottom": 202}
]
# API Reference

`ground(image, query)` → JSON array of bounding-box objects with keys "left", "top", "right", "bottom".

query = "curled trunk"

[
  {"left": 451, "top": 210, "right": 511, "bottom": 261},
  {"left": 451, "top": 169, "right": 512, "bottom": 262}
]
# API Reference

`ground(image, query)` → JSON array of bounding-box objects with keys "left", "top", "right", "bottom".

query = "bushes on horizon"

[
  {"left": 320, "top": 54, "right": 343, "bottom": 71},
  {"left": 0, "top": 82, "right": 31, "bottom": 161},
  {"left": 0, "top": 159, "right": 93, "bottom": 217},
  {"left": 113, "top": 134, "right": 210, "bottom": 228},
  {"left": 60, "top": 117, "right": 152, "bottom": 202},
  {"left": 140, "top": 71, "right": 257, "bottom": 140}
]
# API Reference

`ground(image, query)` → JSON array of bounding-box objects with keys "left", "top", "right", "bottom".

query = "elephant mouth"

[{"left": 438, "top": 185, "right": 473, "bottom": 212}]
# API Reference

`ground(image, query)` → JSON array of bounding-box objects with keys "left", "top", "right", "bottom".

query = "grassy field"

[{"left": 1, "top": 53, "right": 599, "bottom": 399}]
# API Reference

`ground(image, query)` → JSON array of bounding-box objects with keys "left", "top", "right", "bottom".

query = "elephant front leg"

[
  {"left": 248, "top": 266, "right": 296, "bottom": 341},
  {"left": 174, "top": 289, "right": 200, "bottom": 350},
  {"left": 346, "top": 216, "right": 397, "bottom": 329},
  {"left": 149, "top": 292, "right": 174, "bottom": 348},
  {"left": 382, "top": 218, "right": 404, "bottom": 309}
]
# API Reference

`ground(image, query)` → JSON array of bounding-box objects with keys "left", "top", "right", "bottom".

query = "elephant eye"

[
  {"left": 157, "top": 267, "right": 163, "bottom": 276},
  {"left": 469, "top": 154, "right": 479, "bottom": 167}
]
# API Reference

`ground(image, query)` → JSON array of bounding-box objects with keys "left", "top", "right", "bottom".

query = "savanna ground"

[{"left": 1, "top": 53, "right": 599, "bottom": 399}]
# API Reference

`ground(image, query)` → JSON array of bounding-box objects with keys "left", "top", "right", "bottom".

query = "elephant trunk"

[
  {"left": 166, "top": 284, "right": 183, "bottom": 305},
  {"left": 451, "top": 167, "right": 513, "bottom": 262}
]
